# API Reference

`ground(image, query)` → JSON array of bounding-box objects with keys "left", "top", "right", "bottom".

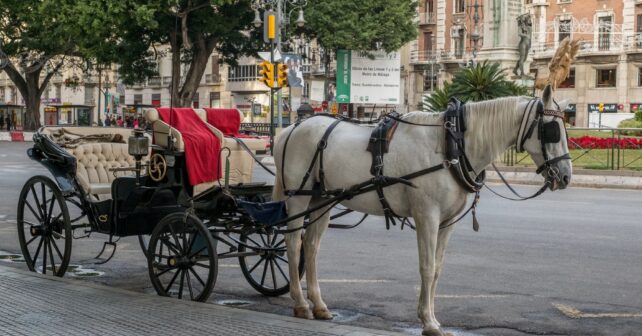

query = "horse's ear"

[{"left": 542, "top": 84, "right": 552, "bottom": 103}]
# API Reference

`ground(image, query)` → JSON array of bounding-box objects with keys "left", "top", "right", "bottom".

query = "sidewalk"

[{"left": 0, "top": 265, "right": 404, "bottom": 336}]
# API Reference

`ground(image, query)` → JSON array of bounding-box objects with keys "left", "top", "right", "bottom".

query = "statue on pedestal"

[{"left": 513, "top": 13, "right": 532, "bottom": 77}]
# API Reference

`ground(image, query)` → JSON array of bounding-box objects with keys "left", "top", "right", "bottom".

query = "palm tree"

[
  {"left": 450, "top": 61, "right": 527, "bottom": 102},
  {"left": 422, "top": 82, "right": 451, "bottom": 112}
]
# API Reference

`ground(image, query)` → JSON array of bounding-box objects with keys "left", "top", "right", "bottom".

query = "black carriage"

[{"left": 17, "top": 125, "right": 302, "bottom": 301}]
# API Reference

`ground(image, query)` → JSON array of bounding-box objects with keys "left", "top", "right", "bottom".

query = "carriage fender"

[{"left": 27, "top": 147, "right": 77, "bottom": 194}]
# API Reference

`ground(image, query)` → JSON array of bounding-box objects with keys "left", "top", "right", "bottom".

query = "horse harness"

[{"left": 282, "top": 97, "right": 569, "bottom": 231}]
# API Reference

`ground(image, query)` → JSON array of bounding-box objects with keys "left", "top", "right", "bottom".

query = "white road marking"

[
  {"left": 219, "top": 264, "right": 240, "bottom": 268},
  {"left": 553, "top": 303, "right": 642, "bottom": 319},
  {"left": 414, "top": 286, "right": 511, "bottom": 298},
  {"left": 303, "top": 279, "right": 391, "bottom": 283}
]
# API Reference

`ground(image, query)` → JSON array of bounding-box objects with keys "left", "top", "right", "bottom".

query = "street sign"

[{"left": 258, "top": 52, "right": 270, "bottom": 61}]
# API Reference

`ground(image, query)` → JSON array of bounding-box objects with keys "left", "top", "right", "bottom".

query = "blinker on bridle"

[{"left": 515, "top": 98, "right": 571, "bottom": 179}]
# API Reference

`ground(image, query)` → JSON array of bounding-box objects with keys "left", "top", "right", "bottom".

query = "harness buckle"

[
  {"left": 444, "top": 121, "right": 455, "bottom": 129},
  {"left": 443, "top": 159, "right": 459, "bottom": 168}
]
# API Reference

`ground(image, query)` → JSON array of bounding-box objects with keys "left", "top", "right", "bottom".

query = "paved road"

[{"left": 1, "top": 142, "right": 641, "bottom": 336}]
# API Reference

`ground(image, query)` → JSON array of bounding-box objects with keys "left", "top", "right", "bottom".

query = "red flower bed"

[{"left": 568, "top": 136, "right": 642, "bottom": 149}]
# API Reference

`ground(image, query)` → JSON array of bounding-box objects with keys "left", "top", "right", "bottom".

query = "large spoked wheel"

[
  {"left": 148, "top": 213, "right": 217, "bottom": 302},
  {"left": 17, "top": 175, "right": 72, "bottom": 277},
  {"left": 238, "top": 229, "right": 304, "bottom": 297}
]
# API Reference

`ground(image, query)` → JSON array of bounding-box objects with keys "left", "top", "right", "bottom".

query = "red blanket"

[
  {"left": 157, "top": 108, "right": 221, "bottom": 186},
  {"left": 204, "top": 108, "right": 243, "bottom": 137}
]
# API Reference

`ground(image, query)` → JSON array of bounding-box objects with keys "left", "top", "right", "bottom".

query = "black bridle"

[{"left": 515, "top": 97, "right": 571, "bottom": 183}]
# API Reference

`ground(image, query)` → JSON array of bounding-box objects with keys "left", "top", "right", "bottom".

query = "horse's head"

[{"left": 518, "top": 85, "right": 572, "bottom": 190}]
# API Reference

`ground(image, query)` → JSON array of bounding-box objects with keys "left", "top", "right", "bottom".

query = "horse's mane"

[{"left": 404, "top": 96, "right": 526, "bottom": 157}]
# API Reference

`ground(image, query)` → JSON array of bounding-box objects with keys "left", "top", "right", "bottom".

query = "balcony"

[
  {"left": 205, "top": 73, "right": 221, "bottom": 84},
  {"left": 163, "top": 76, "right": 172, "bottom": 86},
  {"left": 418, "top": 12, "right": 436, "bottom": 26},
  {"left": 147, "top": 76, "right": 162, "bottom": 87},
  {"left": 410, "top": 50, "right": 438, "bottom": 64}
]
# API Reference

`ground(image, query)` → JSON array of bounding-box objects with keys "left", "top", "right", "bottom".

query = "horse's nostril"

[{"left": 562, "top": 175, "right": 570, "bottom": 185}]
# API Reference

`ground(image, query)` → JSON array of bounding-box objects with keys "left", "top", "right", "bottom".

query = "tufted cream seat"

[
  {"left": 40, "top": 127, "right": 148, "bottom": 200},
  {"left": 144, "top": 108, "right": 262, "bottom": 195}
]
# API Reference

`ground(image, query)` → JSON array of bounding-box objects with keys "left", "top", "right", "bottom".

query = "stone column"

[{"left": 479, "top": 0, "right": 524, "bottom": 75}]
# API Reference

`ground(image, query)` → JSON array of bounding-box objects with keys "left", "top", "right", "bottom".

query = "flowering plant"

[{"left": 568, "top": 136, "right": 642, "bottom": 150}]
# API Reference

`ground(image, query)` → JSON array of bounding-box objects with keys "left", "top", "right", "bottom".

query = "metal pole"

[
  {"left": 97, "top": 68, "right": 102, "bottom": 126},
  {"left": 270, "top": 42, "right": 275, "bottom": 155},
  {"left": 276, "top": 0, "right": 283, "bottom": 129}
]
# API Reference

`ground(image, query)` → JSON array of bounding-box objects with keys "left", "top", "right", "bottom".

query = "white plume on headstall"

[{"left": 535, "top": 37, "right": 580, "bottom": 90}]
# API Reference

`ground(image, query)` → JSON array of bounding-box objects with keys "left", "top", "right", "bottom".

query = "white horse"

[{"left": 272, "top": 86, "right": 571, "bottom": 336}]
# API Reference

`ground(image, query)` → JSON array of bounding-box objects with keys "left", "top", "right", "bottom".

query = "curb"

[{"left": 0, "top": 131, "right": 33, "bottom": 142}]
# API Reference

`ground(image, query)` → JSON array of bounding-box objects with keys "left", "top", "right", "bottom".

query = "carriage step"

[{"left": 81, "top": 242, "right": 117, "bottom": 265}]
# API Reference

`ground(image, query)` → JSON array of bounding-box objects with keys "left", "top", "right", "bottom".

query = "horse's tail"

[{"left": 272, "top": 166, "right": 285, "bottom": 202}]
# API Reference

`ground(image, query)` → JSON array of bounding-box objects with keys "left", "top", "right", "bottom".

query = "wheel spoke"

[
  {"left": 178, "top": 270, "right": 185, "bottom": 299},
  {"left": 273, "top": 238, "right": 285, "bottom": 248},
  {"left": 23, "top": 220, "right": 39, "bottom": 227},
  {"left": 40, "top": 183, "right": 47, "bottom": 219},
  {"left": 47, "top": 238, "right": 57, "bottom": 274},
  {"left": 186, "top": 270, "right": 194, "bottom": 300},
  {"left": 29, "top": 185, "right": 45, "bottom": 220},
  {"left": 188, "top": 267, "right": 206, "bottom": 287},
  {"left": 247, "top": 257, "right": 264, "bottom": 274},
  {"left": 25, "top": 235, "right": 38, "bottom": 247},
  {"left": 168, "top": 223, "right": 183, "bottom": 252},
  {"left": 153, "top": 254, "right": 173, "bottom": 259},
  {"left": 273, "top": 257, "right": 289, "bottom": 283},
  {"left": 160, "top": 236, "right": 181, "bottom": 255},
  {"left": 186, "top": 232, "right": 198, "bottom": 255},
  {"left": 260, "top": 258, "right": 269, "bottom": 286},
  {"left": 25, "top": 201, "right": 42, "bottom": 223},
  {"left": 259, "top": 233, "right": 268, "bottom": 246},
  {"left": 276, "top": 255, "right": 289, "bottom": 264},
  {"left": 32, "top": 237, "right": 44, "bottom": 270},
  {"left": 155, "top": 265, "right": 176, "bottom": 278},
  {"left": 245, "top": 236, "right": 262, "bottom": 248},
  {"left": 193, "top": 262, "right": 211, "bottom": 269},
  {"left": 49, "top": 237, "right": 64, "bottom": 260},
  {"left": 188, "top": 246, "right": 207, "bottom": 259},
  {"left": 269, "top": 258, "right": 277, "bottom": 290},
  {"left": 51, "top": 231, "right": 65, "bottom": 240},
  {"left": 47, "top": 197, "right": 56, "bottom": 223},
  {"left": 163, "top": 270, "right": 181, "bottom": 293},
  {"left": 42, "top": 237, "right": 48, "bottom": 274}
]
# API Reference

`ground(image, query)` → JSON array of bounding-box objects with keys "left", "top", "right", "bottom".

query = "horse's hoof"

[
  {"left": 422, "top": 329, "right": 452, "bottom": 336},
  {"left": 313, "top": 307, "right": 334, "bottom": 320},
  {"left": 293, "top": 307, "right": 314, "bottom": 320}
]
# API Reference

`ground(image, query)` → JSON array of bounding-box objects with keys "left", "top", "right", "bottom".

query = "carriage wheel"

[
  {"left": 17, "top": 175, "right": 72, "bottom": 277},
  {"left": 238, "top": 229, "right": 304, "bottom": 297},
  {"left": 148, "top": 213, "right": 217, "bottom": 302}
]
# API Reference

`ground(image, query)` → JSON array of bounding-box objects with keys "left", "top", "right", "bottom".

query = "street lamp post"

[{"left": 96, "top": 63, "right": 111, "bottom": 127}]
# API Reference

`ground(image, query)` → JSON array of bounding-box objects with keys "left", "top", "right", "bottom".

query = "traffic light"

[
  {"left": 277, "top": 63, "right": 288, "bottom": 88},
  {"left": 258, "top": 61, "right": 274, "bottom": 88},
  {"left": 598, "top": 103, "right": 604, "bottom": 113}
]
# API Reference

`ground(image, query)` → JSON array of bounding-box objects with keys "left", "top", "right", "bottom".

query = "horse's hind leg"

[
  {"left": 414, "top": 210, "right": 446, "bottom": 336},
  {"left": 285, "top": 196, "right": 313, "bottom": 319},
  {"left": 303, "top": 203, "right": 333, "bottom": 320}
]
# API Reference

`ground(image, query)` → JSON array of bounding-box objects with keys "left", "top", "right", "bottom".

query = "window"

[
  {"left": 598, "top": 16, "right": 612, "bottom": 51},
  {"left": 558, "top": 19, "right": 571, "bottom": 43},
  {"left": 559, "top": 69, "right": 575, "bottom": 88},
  {"left": 454, "top": 0, "right": 465, "bottom": 14},
  {"left": 151, "top": 93, "right": 161, "bottom": 107},
  {"left": 192, "top": 92, "right": 199, "bottom": 108},
  {"left": 636, "top": 15, "right": 642, "bottom": 47},
  {"left": 119, "top": 95, "right": 125, "bottom": 106},
  {"left": 84, "top": 85, "right": 95, "bottom": 105},
  {"left": 0, "top": 87, "right": 4, "bottom": 102},
  {"left": 55, "top": 85, "right": 61, "bottom": 100},
  {"left": 454, "top": 28, "right": 465, "bottom": 58},
  {"left": 133, "top": 94, "right": 143, "bottom": 104},
  {"left": 209, "top": 92, "right": 220, "bottom": 108},
  {"left": 211, "top": 55, "right": 220, "bottom": 82},
  {"left": 596, "top": 69, "right": 616, "bottom": 88},
  {"left": 423, "top": 71, "right": 438, "bottom": 91},
  {"left": 638, "top": 68, "right": 642, "bottom": 87},
  {"left": 524, "top": 0, "right": 532, "bottom": 4}
]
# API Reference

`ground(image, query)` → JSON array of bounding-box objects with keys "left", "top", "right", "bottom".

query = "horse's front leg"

[
  {"left": 303, "top": 204, "right": 333, "bottom": 320},
  {"left": 285, "top": 197, "right": 314, "bottom": 319},
  {"left": 430, "top": 224, "right": 456, "bottom": 329},
  {"left": 414, "top": 210, "right": 448, "bottom": 336}
]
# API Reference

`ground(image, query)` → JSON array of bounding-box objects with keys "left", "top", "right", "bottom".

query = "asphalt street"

[{"left": 1, "top": 141, "right": 641, "bottom": 336}]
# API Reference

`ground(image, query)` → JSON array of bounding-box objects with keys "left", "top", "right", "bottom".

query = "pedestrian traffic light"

[
  {"left": 259, "top": 61, "right": 274, "bottom": 88},
  {"left": 277, "top": 63, "right": 288, "bottom": 88}
]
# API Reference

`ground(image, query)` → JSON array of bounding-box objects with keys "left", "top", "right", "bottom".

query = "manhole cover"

[
  {"left": 330, "top": 309, "right": 361, "bottom": 323},
  {"left": 215, "top": 299, "right": 253, "bottom": 307}
]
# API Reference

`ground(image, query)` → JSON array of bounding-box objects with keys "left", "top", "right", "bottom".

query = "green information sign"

[{"left": 335, "top": 49, "right": 351, "bottom": 103}]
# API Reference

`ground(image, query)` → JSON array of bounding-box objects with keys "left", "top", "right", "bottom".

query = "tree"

[
  {"left": 422, "top": 82, "right": 450, "bottom": 112},
  {"left": 75, "top": 0, "right": 260, "bottom": 107},
  {"left": 0, "top": 0, "right": 78, "bottom": 130},
  {"left": 302, "top": 0, "right": 418, "bottom": 100}
]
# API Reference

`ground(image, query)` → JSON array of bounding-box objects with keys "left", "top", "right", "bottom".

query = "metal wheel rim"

[{"left": 17, "top": 176, "right": 72, "bottom": 277}]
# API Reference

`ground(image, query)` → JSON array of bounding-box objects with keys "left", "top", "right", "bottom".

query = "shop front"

[
  {"left": 0, "top": 104, "right": 26, "bottom": 130},
  {"left": 45, "top": 104, "right": 94, "bottom": 126}
]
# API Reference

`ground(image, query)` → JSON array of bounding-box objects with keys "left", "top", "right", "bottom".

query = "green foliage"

[
  {"left": 450, "top": 61, "right": 512, "bottom": 102},
  {"left": 618, "top": 119, "right": 642, "bottom": 136},
  {"left": 635, "top": 110, "right": 642, "bottom": 122},
  {"left": 422, "top": 82, "right": 450, "bottom": 112},
  {"left": 502, "top": 80, "right": 531, "bottom": 97},
  {"left": 303, "top": 0, "right": 418, "bottom": 53}
]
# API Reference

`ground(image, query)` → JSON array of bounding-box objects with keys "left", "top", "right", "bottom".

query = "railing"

[
  {"left": 163, "top": 76, "right": 172, "bottom": 86},
  {"left": 419, "top": 12, "right": 436, "bottom": 25},
  {"left": 147, "top": 77, "right": 162, "bottom": 87},
  {"left": 205, "top": 74, "right": 221, "bottom": 84},
  {"left": 410, "top": 50, "right": 438, "bottom": 63},
  {"left": 240, "top": 122, "right": 292, "bottom": 136},
  {"left": 500, "top": 128, "right": 642, "bottom": 171}
]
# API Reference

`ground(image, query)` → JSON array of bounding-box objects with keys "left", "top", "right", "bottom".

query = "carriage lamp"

[
  {"left": 128, "top": 129, "right": 149, "bottom": 157},
  {"left": 128, "top": 129, "right": 149, "bottom": 186}
]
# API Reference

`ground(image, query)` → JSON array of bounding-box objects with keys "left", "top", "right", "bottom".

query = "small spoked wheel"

[
  {"left": 238, "top": 229, "right": 304, "bottom": 297},
  {"left": 148, "top": 213, "right": 217, "bottom": 302},
  {"left": 17, "top": 175, "right": 72, "bottom": 277}
]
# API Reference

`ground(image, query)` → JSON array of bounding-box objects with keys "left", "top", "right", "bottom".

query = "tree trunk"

[
  {"left": 169, "top": 31, "right": 183, "bottom": 107},
  {"left": 177, "top": 38, "right": 216, "bottom": 107},
  {"left": 23, "top": 71, "right": 42, "bottom": 131}
]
